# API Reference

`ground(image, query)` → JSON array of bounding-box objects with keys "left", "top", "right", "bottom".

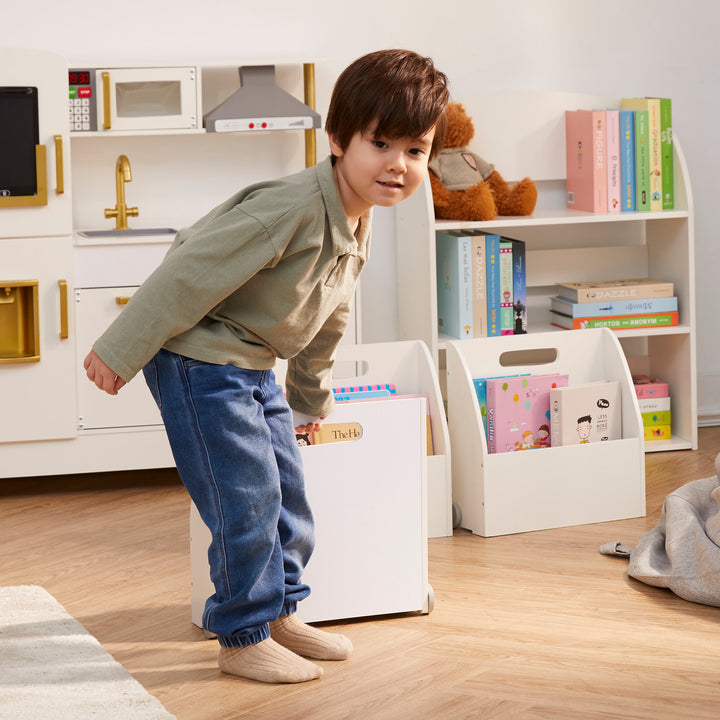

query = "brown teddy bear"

[{"left": 429, "top": 102, "right": 538, "bottom": 221}]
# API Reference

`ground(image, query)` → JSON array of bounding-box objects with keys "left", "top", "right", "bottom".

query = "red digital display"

[{"left": 69, "top": 71, "right": 91, "bottom": 86}]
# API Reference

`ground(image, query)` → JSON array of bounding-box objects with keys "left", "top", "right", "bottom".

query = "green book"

[
  {"left": 634, "top": 109, "right": 650, "bottom": 212},
  {"left": 658, "top": 98, "right": 674, "bottom": 209}
]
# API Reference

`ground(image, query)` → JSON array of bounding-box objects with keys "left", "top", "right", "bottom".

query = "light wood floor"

[{"left": 2, "top": 428, "right": 720, "bottom": 719}]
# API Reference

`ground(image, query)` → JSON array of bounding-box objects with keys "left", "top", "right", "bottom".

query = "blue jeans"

[{"left": 143, "top": 349, "right": 315, "bottom": 648}]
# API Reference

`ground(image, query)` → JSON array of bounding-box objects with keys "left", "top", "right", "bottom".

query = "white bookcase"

[{"left": 396, "top": 92, "right": 697, "bottom": 453}]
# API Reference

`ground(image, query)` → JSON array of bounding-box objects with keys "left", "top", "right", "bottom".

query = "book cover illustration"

[
  {"left": 436, "top": 231, "right": 473, "bottom": 339},
  {"left": 550, "top": 380, "right": 622, "bottom": 446},
  {"left": 473, "top": 374, "right": 529, "bottom": 439},
  {"left": 556, "top": 278, "right": 674, "bottom": 302},
  {"left": 565, "top": 109, "right": 608, "bottom": 213},
  {"left": 485, "top": 373, "right": 569, "bottom": 453}
]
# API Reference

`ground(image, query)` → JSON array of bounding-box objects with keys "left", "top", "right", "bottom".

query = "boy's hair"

[{"left": 326, "top": 49, "right": 450, "bottom": 160}]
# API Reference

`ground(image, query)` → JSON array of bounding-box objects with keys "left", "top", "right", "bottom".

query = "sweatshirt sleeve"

[{"left": 92, "top": 205, "right": 282, "bottom": 382}]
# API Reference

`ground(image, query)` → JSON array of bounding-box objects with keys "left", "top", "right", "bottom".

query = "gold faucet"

[{"left": 105, "top": 154, "right": 139, "bottom": 230}]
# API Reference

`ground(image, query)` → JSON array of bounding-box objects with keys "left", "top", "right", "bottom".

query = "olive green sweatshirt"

[{"left": 92, "top": 155, "right": 371, "bottom": 418}]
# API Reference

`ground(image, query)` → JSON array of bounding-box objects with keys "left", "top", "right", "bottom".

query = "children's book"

[
  {"left": 485, "top": 373, "right": 569, "bottom": 453},
  {"left": 436, "top": 231, "right": 473, "bottom": 339},
  {"left": 550, "top": 295, "right": 677, "bottom": 318},
  {"left": 645, "top": 425, "right": 671, "bottom": 442},
  {"left": 556, "top": 278, "right": 674, "bottom": 302},
  {"left": 484, "top": 233, "right": 501, "bottom": 336},
  {"left": 619, "top": 109, "right": 636, "bottom": 212},
  {"left": 565, "top": 109, "right": 607, "bottom": 213},
  {"left": 633, "top": 108, "right": 650, "bottom": 211},
  {"left": 655, "top": 97, "right": 674, "bottom": 209},
  {"left": 499, "top": 240, "right": 514, "bottom": 335},
  {"left": 637, "top": 396, "right": 671, "bottom": 413},
  {"left": 632, "top": 375, "right": 669, "bottom": 399},
  {"left": 550, "top": 311, "right": 678, "bottom": 330},
  {"left": 472, "top": 374, "right": 529, "bottom": 439},
  {"left": 622, "top": 99, "right": 661, "bottom": 210},
  {"left": 642, "top": 410, "right": 671, "bottom": 427},
  {"left": 605, "top": 109, "right": 621, "bottom": 213},
  {"left": 550, "top": 380, "right": 621, "bottom": 446},
  {"left": 470, "top": 232, "right": 488, "bottom": 337},
  {"left": 510, "top": 239, "right": 527, "bottom": 334}
]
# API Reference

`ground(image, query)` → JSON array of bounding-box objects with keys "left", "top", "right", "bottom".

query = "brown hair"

[{"left": 325, "top": 49, "right": 450, "bottom": 160}]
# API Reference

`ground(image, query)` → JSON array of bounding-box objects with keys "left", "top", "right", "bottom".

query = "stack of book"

[
  {"left": 436, "top": 230, "right": 527, "bottom": 339},
  {"left": 565, "top": 97, "right": 673, "bottom": 214},
  {"left": 549, "top": 278, "right": 678, "bottom": 330},
  {"left": 633, "top": 374, "right": 671, "bottom": 442}
]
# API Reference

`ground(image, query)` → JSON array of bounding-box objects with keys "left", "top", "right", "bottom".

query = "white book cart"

[
  {"left": 190, "top": 340, "right": 451, "bottom": 627},
  {"left": 447, "top": 328, "right": 645, "bottom": 537}
]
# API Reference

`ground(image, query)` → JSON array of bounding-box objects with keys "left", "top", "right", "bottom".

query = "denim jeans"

[{"left": 143, "top": 349, "right": 315, "bottom": 648}]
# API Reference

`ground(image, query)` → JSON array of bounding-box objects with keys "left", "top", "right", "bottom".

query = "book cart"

[
  {"left": 190, "top": 340, "right": 451, "bottom": 627},
  {"left": 447, "top": 328, "right": 645, "bottom": 537}
]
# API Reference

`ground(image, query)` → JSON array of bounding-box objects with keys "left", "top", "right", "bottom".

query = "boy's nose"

[{"left": 388, "top": 152, "right": 407, "bottom": 173}]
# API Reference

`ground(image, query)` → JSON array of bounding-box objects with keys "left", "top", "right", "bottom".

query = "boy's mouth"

[{"left": 378, "top": 180, "right": 403, "bottom": 188}]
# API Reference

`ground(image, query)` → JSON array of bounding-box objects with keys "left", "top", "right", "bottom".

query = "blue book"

[
  {"left": 436, "top": 231, "right": 473, "bottom": 339},
  {"left": 550, "top": 295, "right": 678, "bottom": 318},
  {"left": 620, "top": 109, "right": 636, "bottom": 212},
  {"left": 483, "top": 233, "right": 501, "bottom": 337},
  {"left": 510, "top": 239, "right": 527, "bottom": 334}
]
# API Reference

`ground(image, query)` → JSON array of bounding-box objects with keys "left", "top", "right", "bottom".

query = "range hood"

[{"left": 204, "top": 65, "right": 321, "bottom": 133}]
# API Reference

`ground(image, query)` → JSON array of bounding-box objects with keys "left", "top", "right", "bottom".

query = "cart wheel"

[
  {"left": 452, "top": 503, "right": 462, "bottom": 529},
  {"left": 426, "top": 584, "right": 435, "bottom": 614}
]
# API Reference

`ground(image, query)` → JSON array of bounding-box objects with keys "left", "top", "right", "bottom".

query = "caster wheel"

[
  {"left": 426, "top": 584, "right": 435, "bottom": 614},
  {"left": 452, "top": 503, "right": 462, "bottom": 529}
]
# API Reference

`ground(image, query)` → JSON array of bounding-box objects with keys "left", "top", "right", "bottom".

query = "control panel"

[{"left": 68, "top": 69, "right": 97, "bottom": 132}]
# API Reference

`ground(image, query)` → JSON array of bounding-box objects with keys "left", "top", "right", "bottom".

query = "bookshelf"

[{"left": 395, "top": 92, "right": 696, "bottom": 453}]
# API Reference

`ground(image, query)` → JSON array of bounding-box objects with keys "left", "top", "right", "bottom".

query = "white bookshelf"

[{"left": 396, "top": 92, "right": 697, "bottom": 453}]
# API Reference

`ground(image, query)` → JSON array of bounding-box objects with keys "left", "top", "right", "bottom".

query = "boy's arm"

[{"left": 83, "top": 349, "right": 127, "bottom": 395}]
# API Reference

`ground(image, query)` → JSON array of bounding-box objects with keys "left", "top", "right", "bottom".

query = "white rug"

[{"left": 0, "top": 585, "right": 176, "bottom": 720}]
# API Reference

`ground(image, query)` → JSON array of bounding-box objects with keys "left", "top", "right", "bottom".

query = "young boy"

[{"left": 83, "top": 48, "right": 449, "bottom": 684}]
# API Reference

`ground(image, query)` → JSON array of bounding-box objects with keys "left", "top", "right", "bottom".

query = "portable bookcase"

[
  {"left": 190, "top": 340, "right": 450, "bottom": 628},
  {"left": 447, "top": 328, "right": 646, "bottom": 537}
]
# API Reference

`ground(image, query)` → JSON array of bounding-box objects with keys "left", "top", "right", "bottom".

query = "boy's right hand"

[{"left": 83, "top": 349, "right": 126, "bottom": 395}]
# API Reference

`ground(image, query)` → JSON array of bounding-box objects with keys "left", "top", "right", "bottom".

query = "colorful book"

[
  {"left": 623, "top": 98, "right": 662, "bottom": 211},
  {"left": 633, "top": 108, "right": 650, "bottom": 211},
  {"left": 620, "top": 109, "right": 636, "bottom": 212},
  {"left": 655, "top": 97, "right": 674, "bottom": 209},
  {"left": 436, "top": 231, "right": 473, "bottom": 339},
  {"left": 499, "top": 240, "right": 514, "bottom": 335},
  {"left": 632, "top": 375, "right": 669, "bottom": 399},
  {"left": 550, "top": 380, "right": 622, "bottom": 446},
  {"left": 550, "top": 311, "right": 678, "bottom": 330},
  {"left": 642, "top": 410, "right": 671, "bottom": 427},
  {"left": 472, "top": 373, "right": 529, "bottom": 438},
  {"left": 565, "top": 109, "right": 607, "bottom": 213},
  {"left": 510, "top": 238, "right": 527, "bottom": 334},
  {"left": 550, "top": 295, "right": 678, "bottom": 318},
  {"left": 556, "top": 278, "right": 674, "bottom": 302},
  {"left": 334, "top": 389, "right": 393, "bottom": 402},
  {"left": 485, "top": 373, "right": 569, "bottom": 454},
  {"left": 605, "top": 110, "right": 621, "bottom": 213},
  {"left": 484, "top": 233, "right": 501, "bottom": 337},
  {"left": 645, "top": 425, "right": 671, "bottom": 442},
  {"left": 470, "top": 232, "right": 488, "bottom": 338}
]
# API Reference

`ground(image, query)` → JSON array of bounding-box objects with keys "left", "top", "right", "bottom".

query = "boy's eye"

[
  {"left": 409, "top": 147, "right": 426, "bottom": 156},
  {"left": 372, "top": 139, "right": 388, "bottom": 149}
]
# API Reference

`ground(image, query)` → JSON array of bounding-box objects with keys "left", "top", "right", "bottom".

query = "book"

[
  {"left": 510, "top": 239, "right": 527, "bottom": 334},
  {"left": 655, "top": 97, "right": 674, "bottom": 209},
  {"left": 642, "top": 410, "right": 671, "bottom": 427},
  {"left": 645, "top": 425, "right": 671, "bottom": 442},
  {"left": 333, "top": 384, "right": 396, "bottom": 395},
  {"left": 556, "top": 278, "right": 674, "bottom": 302},
  {"left": 485, "top": 373, "right": 569, "bottom": 453},
  {"left": 633, "top": 108, "right": 650, "bottom": 211},
  {"left": 550, "top": 380, "right": 622, "bottom": 446},
  {"left": 549, "top": 295, "right": 678, "bottom": 318},
  {"left": 470, "top": 232, "right": 488, "bottom": 337},
  {"left": 436, "top": 231, "right": 473, "bottom": 339},
  {"left": 484, "top": 233, "right": 501, "bottom": 336},
  {"left": 565, "top": 109, "right": 607, "bottom": 213},
  {"left": 606, "top": 109, "right": 621, "bottom": 213},
  {"left": 623, "top": 98, "right": 662, "bottom": 211},
  {"left": 619, "top": 109, "right": 636, "bottom": 212},
  {"left": 637, "top": 396, "right": 671, "bottom": 413},
  {"left": 499, "top": 240, "right": 514, "bottom": 335},
  {"left": 550, "top": 311, "right": 678, "bottom": 330},
  {"left": 472, "top": 373, "right": 529, "bottom": 438},
  {"left": 632, "top": 374, "right": 669, "bottom": 399}
]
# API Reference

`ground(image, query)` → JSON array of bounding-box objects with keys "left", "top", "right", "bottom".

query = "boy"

[{"left": 83, "top": 49, "right": 449, "bottom": 684}]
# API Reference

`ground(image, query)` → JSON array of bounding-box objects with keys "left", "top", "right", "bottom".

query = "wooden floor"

[{"left": 2, "top": 429, "right": 720, "bottom": 719}]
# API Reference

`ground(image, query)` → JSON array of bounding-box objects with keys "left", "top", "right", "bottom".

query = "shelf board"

[{"left": 645, "top": 435, "right": 692, "bottom": 453}]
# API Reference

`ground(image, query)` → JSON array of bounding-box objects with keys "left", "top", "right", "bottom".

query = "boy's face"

[{"left": 329, "top": 124, "right": 436, "bottom": 223}]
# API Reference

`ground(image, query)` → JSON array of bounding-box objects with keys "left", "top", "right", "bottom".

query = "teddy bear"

[{"left": 428, "top": 102, "right": 538, "bottom": 221}]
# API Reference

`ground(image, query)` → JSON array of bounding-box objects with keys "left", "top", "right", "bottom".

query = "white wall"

[{"left": 4, "top": 0, "right": 719, "bottom": 421}]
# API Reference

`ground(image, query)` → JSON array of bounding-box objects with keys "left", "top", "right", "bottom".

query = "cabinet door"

[
  {"left": 0, "top": 237, "right": 76, "bottom": 443},
  {"left": 75, "top": 287, "right": 163, "bottom": 430}
]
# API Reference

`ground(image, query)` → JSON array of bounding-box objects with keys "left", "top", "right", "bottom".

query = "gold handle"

[
  {"left": 115, "top": 296, "right": 131, "bottom": 306},
  {"left": 303, "top": 63, "right": 316, "bottom": 168},
  {"left": 58, "top": 280, "right": 69, "bottom": 339},
  {"left": 102, "top": 72, "right": 111, "bottom": 130},
  {"left": 54, "top": 135, "right": 64, "bottom": 195}
]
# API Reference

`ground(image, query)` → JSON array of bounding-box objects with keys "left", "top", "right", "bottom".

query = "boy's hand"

[
  {"left": 83, "top": 349, "right": 126, "bottom": 395},
  {"left": 292, "top": 410, "right": 325, "bottom": 434}
]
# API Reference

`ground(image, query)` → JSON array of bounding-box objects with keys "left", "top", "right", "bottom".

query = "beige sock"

[
  {"left": 269, "top": 613, "right": 353, "bottom": 661},
  {"left": 218, "top": 638, "right": 323, "bottom": 684}
]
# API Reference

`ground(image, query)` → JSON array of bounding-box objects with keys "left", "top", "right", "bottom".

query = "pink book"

[
  {"left": 486, "top": 373, "right": 569, "bottom": 453},
  {"left": 605, "top": 110, "right": 621, "bottom": 213},
  {"left": 565, "top": 110, "right": 608, "bottom": 213}
]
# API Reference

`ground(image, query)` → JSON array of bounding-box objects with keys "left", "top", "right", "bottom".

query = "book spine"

[
  {"left": 592, "top": 110, "right": 608, "bottom": 212},
  {"left": 606, "top": 110, "right": 621, "bottom": 213},
  {"left": 551, "top": 295, "right": 678, "bottom": 317},
  {"left": 646, "top": 98, "right": 662, "bottom": 211},
  {"left": 499, "top": 240, "right": 514, "bottom": 335},
  {"left": 637, "top": 396, "right": 671, "bottom": 412},
  {"left": 485, "top": 379, "right": 498, "bottom": 453},
  {"left": 634, "top": 109, "right": 650, "bottom": 211},
  {"left": 620, "top": 110, "right": 636, "bottom": 212},
  {"left": 659, "top": 98, "right": 674, "bottom": 209},
  {"left": 485, "top": 234, "right": 501, "bottom": 336},
  {"left": 471, "top": 234, "right": 487, "bottom": 337},
  {"left": 642, "top": 410, "right": 672, "bottom": 426},
  {"left": 645, "top": 425, "right": 672, "bottom": 442},
  {"left": 459, "top": 235, "right": 473, "bottom": 338},
  {"left": 558, "top": 312, "right": 678, "bottom": 330},
  {"left": 561, "top": 281, "right": 674, "bottom": 302},
  {"left": 511, "top": 239, "right": 527, "bottom": 334}
]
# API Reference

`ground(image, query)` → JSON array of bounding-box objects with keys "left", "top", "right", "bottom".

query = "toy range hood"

[{"left": 203, "top": 65, "right": 321, "bottom": 133}]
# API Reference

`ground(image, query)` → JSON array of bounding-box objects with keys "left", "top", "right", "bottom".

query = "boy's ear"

[{"left": 327, "top": 133, "right": 344, "bottom": 158}]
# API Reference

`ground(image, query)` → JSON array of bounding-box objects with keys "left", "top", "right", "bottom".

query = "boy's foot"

[
  {"left": 218, "top": 638, "right": 323, "bottom": 684},
  {"left": 269, "top": 613, "right": 353, "bottom": 660}
]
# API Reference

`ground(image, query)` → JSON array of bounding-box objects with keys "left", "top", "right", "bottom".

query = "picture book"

[
  {"left": 633, "top": 108, "right": 650, "bottom": 211},
  {"left": 484, "top": 233, "right": 501, "bottom": 336},
  {"left": 606, "top": 109, "right": 621, "bottom": 213},
  {"left": 550, "top": 311, "right": 678, "bottom": 330},
  {"left": 556, "top": 278, "right": 674, "bottom": 302},
  {"left": 642, "top": 410, "right": 671, "bottom": 427},
  {"left": 632, "top": 374, "right": 669, "bottom": 399},
  {"left": 510, "top": 239, "right": 527, "bottom": 334},
  {"left": 470, "top": 232, "right": 488, "bottom": 338},
  {"left": 637, "top": 396, "right": 671, "bottom": 413},
  {"left": 565, "top": 109, "right": 607, "bottom": 213},
  {"left": 655, "top": 97, "right": 674, "bottom": 209},
  {"left": 499, "top": 240, "right": 514, "bottom": 335},
  {"left": 472, "top": 373, "right": 529, "bottom": 438},
  {"left": 550, "top": 295, "right": 677, "bottom": 318},
  {"left": 645, "top": 425, "right": 671, "bottom": 442},
  {"left": 550, "top": 380, "right": 622, "bottom": 446},
  {"left": 436, "top": 231, "right": 473, "bottom": 339},
  {"left": 485, "top": 373, "right": 569, "bottom": 453},
  {"left": 619, "top": 109, "right": 636, "bottom": 212},
  {"left": 623, "top": 98, "right": 662, "bottom": 211}
]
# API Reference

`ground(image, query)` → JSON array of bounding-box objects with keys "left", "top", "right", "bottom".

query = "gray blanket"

[{"left": 601, "top": 472, "right": 720, "bottom": 607}]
